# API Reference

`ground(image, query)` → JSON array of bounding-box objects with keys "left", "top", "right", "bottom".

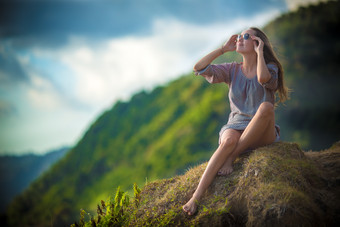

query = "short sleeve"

[
  {"left": 261, "top": 63, "right": 278, "bottom": 90},
  {"left": 194, "top": 63, "right": 233, "bottom": 84}
]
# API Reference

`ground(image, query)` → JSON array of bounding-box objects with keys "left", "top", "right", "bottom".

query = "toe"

[
  {"left": 182, "top": 205, "right": 188, "bottom": 213},
  {"left": 218, "top": 170, "right": 226, "bottom": 176}
]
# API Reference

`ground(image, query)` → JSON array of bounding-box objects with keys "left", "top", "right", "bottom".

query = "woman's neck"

[{"left": 242, "top": 53, "right": 257, "bottom": 77}]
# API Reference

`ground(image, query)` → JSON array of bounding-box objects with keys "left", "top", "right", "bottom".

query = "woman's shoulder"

[
  {"left": 233, "top": 62, "right": 243, "bottom": 73},
  {"left": 223, "top": 61, "right": 242, "bottom": 70},
  {"left": 213, "top": 61, "right": 241, "bottom": 73},
  {"left": 218, "top": 61, "right": 240, "bottom": 66},
  {"left": 233, "top": 61, "right": 242, "bottom": 66}
]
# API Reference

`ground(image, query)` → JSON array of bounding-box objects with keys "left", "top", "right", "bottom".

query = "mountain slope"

[
  {"left": 0, "top": 147, "right": 68, "bottom": 213},
  {"left": 6, "top": 1, "right": 340, "bottom": 226}
]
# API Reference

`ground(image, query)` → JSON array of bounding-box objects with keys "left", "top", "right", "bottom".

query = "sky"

[{"left": 0, "top": 0, "right": 324, "bottom": 155}]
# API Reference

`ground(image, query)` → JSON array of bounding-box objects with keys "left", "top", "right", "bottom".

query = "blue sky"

[{"left": 0, "top": 0, "right": 320, "bottom": 155}]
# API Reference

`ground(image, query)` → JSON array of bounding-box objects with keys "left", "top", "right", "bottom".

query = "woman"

[{"left": 182, "top": 27, "right": 288, "bottom": 216}]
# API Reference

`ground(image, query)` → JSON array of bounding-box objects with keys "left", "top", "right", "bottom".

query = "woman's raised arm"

[
  {"left": 193, "top": 34, "right": 238, "bottom": 72},
  {"left": 251, "top": 35, "right": 272, "bottom": 84}
]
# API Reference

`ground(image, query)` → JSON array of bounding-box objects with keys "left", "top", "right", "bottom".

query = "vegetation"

[
  {"left": 74, "top": 141, "right": 340, "bottom": 226},
  {"left": 263, "top": 0, "right": 340, "bottom": 150},
  {"left": 5, "top": 1, "right": 340, "bottom": 226}
]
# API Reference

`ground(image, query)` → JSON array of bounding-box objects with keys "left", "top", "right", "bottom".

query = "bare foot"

[
  {"left": 218, "top": 159, "right": 233, "bottom": 176},
  {"left": 182, "top": 197, "right": 198, "bottom": 216}
]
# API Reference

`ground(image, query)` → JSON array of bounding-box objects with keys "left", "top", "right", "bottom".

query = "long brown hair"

[{"left": 250, "top": 27, "right": 289, "bottom": 103}]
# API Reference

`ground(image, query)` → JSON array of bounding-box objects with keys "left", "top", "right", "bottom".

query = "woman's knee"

[
  {"left": 220, "top": 135, "right": 239, "bottom": 148},
  {"left": 257, "top": 102, "right": 274, "bottom": 118}
]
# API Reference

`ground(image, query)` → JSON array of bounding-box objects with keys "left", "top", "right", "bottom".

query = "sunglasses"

[{"left": 237, "top": 33, "right": 250, "bottom": 41}]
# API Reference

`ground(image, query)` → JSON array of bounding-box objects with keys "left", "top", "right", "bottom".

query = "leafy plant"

[{"left": 72, "top": 186, "right": 131, "bottom": 227}]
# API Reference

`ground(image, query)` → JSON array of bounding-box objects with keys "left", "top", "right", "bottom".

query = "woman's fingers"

[
  {"left": 223, "top": 34, "right": 237, "bottom": 51},
  {"left": 251, "top": 35, "right": 264, "bottom": 52},
  {"left": 230, "top": 34, "right": 238, "bottom": 43},
  {"left": 231, "top": 34, "right": 238, "bottom": 39},
  {"left": 221, "top": 34, "right": 238, "bottom": 53},
  {"left": 251, "top": 35, "right": 260, "bottom": 41}
]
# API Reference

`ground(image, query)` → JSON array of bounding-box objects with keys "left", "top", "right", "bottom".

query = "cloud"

[
  {"left": 0, "top": 100, "right": 16, "bottom": 117},
  {"left": 27, "top": 75, "right": 63, "bottom": 111},
  {"left": 285, "top": 0, "right": 329, "bottom": 10},
  {"left": 47, "top": 21, "right": 225, "bottom": 111},
  {"left": 0, "top": 0, "right": 287, "bottom": 49},
  {"left": 0, "top": 42, "right": 30, "bottom": 84}
]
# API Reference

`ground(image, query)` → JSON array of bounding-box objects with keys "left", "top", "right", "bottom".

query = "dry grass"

[{"left": 126, "top": 141, "right": 340, "bottom": 226}]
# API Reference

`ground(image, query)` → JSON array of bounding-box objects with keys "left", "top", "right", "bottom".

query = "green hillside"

[
  {"left": 6, "top": 71, "right": 230, "bottom": 226},
  {"left": 5, "top": 1, "right": 340, "bottom": 226}
]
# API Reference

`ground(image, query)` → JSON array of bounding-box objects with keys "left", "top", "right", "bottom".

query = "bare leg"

[
  {"left": 182, "top": 129, "right": 241, "bottom": 215},
  {"left": 217, "top": 130, "right": 242, "bottom": 176},
  {"left": 218, "top": 102, "right": 276, "bottom": 175}
]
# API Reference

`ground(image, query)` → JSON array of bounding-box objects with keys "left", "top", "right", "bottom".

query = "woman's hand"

[
  {"left": 193, "top": 34, "right": 237, "bottom": 72},
  {"left": 251, "top": 35, "right": 264, "bottom": 55},
  {"left": 221, "top": 34, "right": 238, "bottom": 54}
]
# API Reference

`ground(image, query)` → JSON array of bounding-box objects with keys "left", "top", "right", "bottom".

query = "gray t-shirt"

[{"left": 195, "top": 62, "right": 279, "bottom": 140}]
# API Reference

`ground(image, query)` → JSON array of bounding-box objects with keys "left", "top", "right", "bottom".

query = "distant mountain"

[
  {"left": 0, "top": 147, "right": 69, "bottom": 213},
  {"left": 5, "top": 1, "right": 340, "bottom": 226}
]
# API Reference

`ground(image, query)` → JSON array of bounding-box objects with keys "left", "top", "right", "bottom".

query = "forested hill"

[
  {"left": 5, "top": 1, "right": 340, "bottom": 226},
  {"left": 263, "top": 0, "right": 340, "bottom": 149},
  {"left": 0, "top": 147, "right": 69, "bottom": 213}
]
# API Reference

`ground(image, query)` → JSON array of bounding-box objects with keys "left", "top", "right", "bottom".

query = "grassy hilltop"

[{"left": 75, "top": 141, "right": 340, "bottom": 226}]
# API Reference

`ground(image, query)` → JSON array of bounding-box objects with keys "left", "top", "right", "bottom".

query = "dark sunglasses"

[{"left": 237, "top": 33, "right": 250, "bottom": 41}]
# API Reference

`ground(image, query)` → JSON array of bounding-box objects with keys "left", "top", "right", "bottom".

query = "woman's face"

[{"left": 236, "top": 29, "right": 256, "bottom": 54}]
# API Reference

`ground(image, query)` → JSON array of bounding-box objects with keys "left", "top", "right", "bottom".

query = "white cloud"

[
  {"left": 27, "top": 74, "right": 62, "bottom": 110},
  {"left": 27, "top": 88, "right": 61, "bottom": 110},
  {"left": 285, "top": 0, "right": 329, "bottom": 10}
]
